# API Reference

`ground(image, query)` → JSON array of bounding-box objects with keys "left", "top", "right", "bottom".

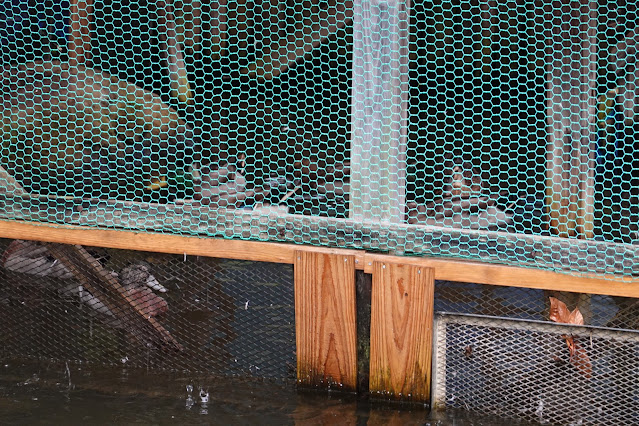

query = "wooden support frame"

[
  {"left": 2, "top": 220, "right": 639, "bottom": 405},
  {"left": 294, "top": 251, "right": 357, "bottom": 390},
  {"left": 1, "top": 220, "right": 638, "bottom": 297},
  {"left": 369, "top": 262, "right": 434, "bottom": 402}
]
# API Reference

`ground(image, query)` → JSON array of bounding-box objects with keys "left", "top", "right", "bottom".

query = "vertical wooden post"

[
  {"left": 294, "top": 251, "right": 357, "bottom": 391},
  {"left": 350, "top": 0, "right": 409, "bottom": 223},
  {"left": 546, "top": 0, "right": 597, "bottom": 238},
  {"left": 369, "top": 262, "right": 434, "bottom": 403},
  {"left": 68, "top": 0, "right": 94, "bottom": 66}
]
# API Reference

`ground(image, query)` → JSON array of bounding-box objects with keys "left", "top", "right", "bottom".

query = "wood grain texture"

[
  {"left": 369, "top": 262, "right": 434, "bottom": 402},
  {"left": 363, "top": 254, "right": 639, "bottom": 298},
  {"left": 294, "top": 251, "right": 357, "bottom": 390},
  {"left": 1, "top": 221, "right": 638, "bottom": 297},
  {"left": 0, "top": 220, "right": 364, "bottom": 265}
]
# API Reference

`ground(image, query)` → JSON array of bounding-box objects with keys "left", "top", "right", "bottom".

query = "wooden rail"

[{"left": 1, "top": 220, "right": 637, "bottom": 297}]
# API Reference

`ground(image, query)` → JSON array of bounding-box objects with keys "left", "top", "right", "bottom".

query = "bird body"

[{"left": 444, "top": 162, "right": 484, "bottom": 198}]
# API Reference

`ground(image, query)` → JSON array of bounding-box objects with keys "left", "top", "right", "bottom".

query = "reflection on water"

[{"left": 0, "top": 362, "right": 536, "bottom": 425}]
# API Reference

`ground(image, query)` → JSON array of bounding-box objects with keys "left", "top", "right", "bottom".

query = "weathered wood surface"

[
  {"left": 0, "top": 192, "right": 637, "bottom": 278},
  {"left": 45, "top": 243, "right": 183, "bottom": 351},
  {"left": 369, "top": 262, "right": 434, "bottom": 402},
  {"left": 294, "top": 251, "right": 357, "bottom": 390}
]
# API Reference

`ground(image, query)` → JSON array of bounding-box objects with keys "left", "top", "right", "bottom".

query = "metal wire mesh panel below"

[
  {"left": 0, "top": 238, "right": 296, "bottom": 380},
  {"left": 432, "top": 313, "right": 639, "bottom": 425}
]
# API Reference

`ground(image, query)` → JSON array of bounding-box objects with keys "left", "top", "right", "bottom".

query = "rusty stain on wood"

[
  {"left": 294, "top": 251, "right": 357, "bottom": 390},
  {"left": 45, "top": 243, "right": 183, "bottom": 351},
  {"left": 369, "top": 262, "right": 434, "bottom": 402}
]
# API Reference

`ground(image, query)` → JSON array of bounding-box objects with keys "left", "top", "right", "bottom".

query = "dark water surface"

[{"left": 0, "top": 361, "right": 536, "bottom": 425}]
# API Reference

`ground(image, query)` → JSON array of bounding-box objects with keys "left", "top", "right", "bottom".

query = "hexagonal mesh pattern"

[
  {"left": 433, "top": 314, "right": 639, "bottom": 425},
  {"left": 0, "top": 3, "right": 638, "bottom": 275},
  {"left": 0, "top": 238, "right": 296, "bottom": 380}
]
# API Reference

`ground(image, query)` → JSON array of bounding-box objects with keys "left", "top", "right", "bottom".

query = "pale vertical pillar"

[{"left": 350, "top": 0, "right": 410, "bottom": 223}]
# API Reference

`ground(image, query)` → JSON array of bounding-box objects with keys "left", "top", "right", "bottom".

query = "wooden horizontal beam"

[
  {"left": 3, "top": 192, "right": 636, "bottom": 278},
  {"left": 362, "top": 254, "right": 639, "bottom": 298},
  {"left": 0, "top": 219, "right": 362, "bottom": 266},
  {"left": 0, "top": 220, "right": 638, "bottom": 298}
]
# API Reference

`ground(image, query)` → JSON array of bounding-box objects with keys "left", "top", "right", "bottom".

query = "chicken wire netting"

[
  {"left": 0, "top": 0, "right": 638, "bottom": 278},
  {"left": 0, "top": 238, "right": 296, "bottom": 380}
]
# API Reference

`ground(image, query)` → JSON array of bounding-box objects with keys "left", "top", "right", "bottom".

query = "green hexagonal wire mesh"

[{"left": 0, "top": 0, "right": 637, "bottom": 278}]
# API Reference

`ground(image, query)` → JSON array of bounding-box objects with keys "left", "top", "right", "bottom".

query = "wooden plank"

[
  {"left": 1, "top": 220, "right": 639, "bottom": 296},
  {"left": 363, "top": 254, "right": 639, "bottom": 298},
  {"left": 545, "top": 0, "right": 597, "bottom": 238},
  {"left": 0, "top": 219, "right": 364, "bottom": 265},
  {"left": 45, "top": 243, "right": 182, "bottom": 351},
  {"left": 68, "top": 0, "right": 93, "bottom": 66},
  {"left": 1, "top": 190, "right": 638, "bottom": 277},
  {"left": 350, "top": 0, "right": 409, "bottom": 223},
  {"left": 294, "top": 251, "right": 357, "bottom": 390},
  {"left": 369, "top": 262, "right": 434, "bottom": 402}
]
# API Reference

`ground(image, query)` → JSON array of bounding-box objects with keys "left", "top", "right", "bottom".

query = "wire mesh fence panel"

[
  {"left": 0, "top": 238, "right": 296, "bottom": 380},
  {"left": 0, "top": 0, "right": 638, "bottom": 278},
  {"left": 433, "top": 314, "right": 639, "bottom": 425}
]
